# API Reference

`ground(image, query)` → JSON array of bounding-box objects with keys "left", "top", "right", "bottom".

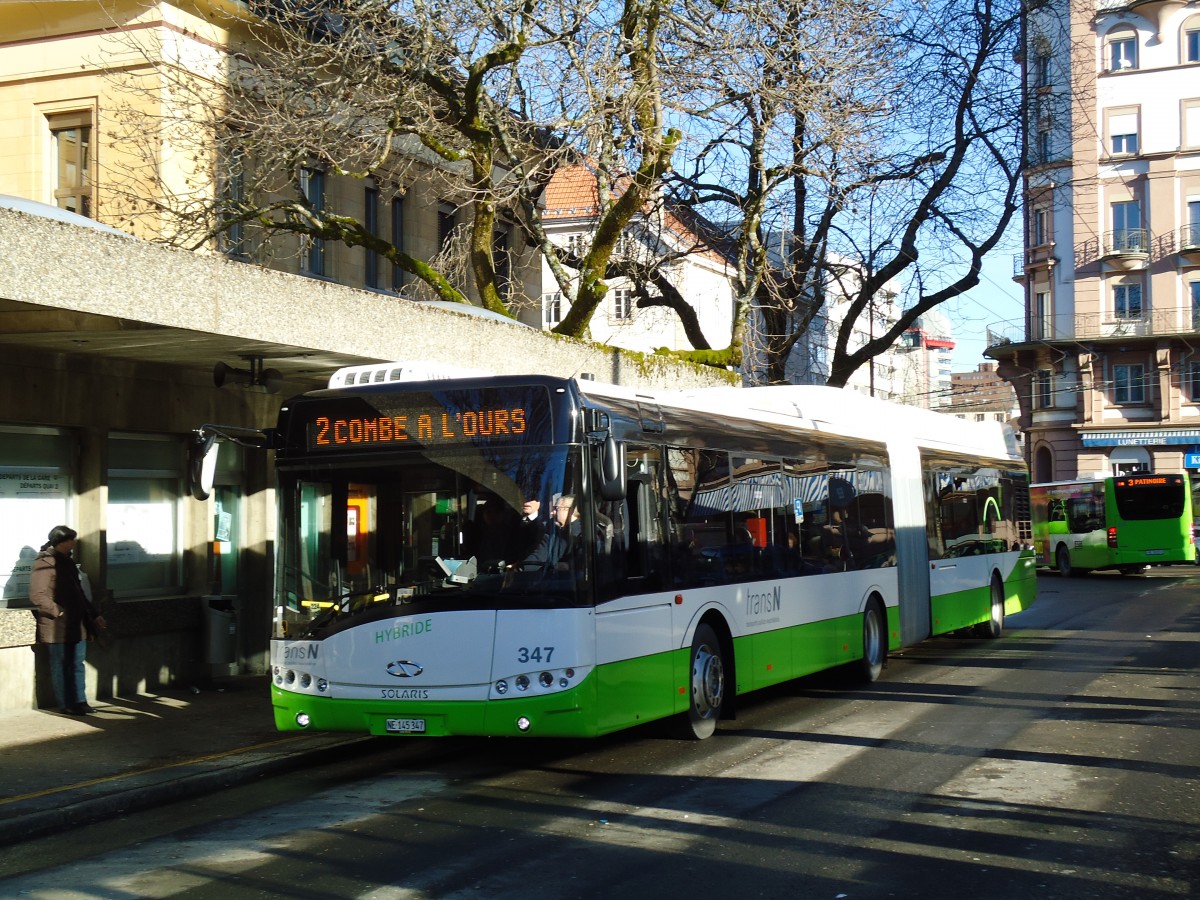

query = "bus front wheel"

[
  {"left": 1056, "top": 546, "right": 1074, "bottom": 577},
  {"left": 682, "top": 623, "right": 726, "bottom": 740}
]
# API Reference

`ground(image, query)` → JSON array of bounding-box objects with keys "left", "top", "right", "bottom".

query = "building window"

[
  {"left": 1107, "top": 32, "right": 1138, "bottom": 72},
  {"left": 1187, "top": 361, "right": 1200, "bottom": 402},
  {"left": 220, "top": 149, "right": 247, "bottom": 258},
  {"left": 391, "top": 197, "right": 406, "bottom": 291},
  {"left": 0, "top": 427, "right": 73, "bottom": 607},
  {"left": 1113, "top": 363, "right": 1146, "bottom": 405},
  {"left": 300, "top": 167, "right": 326, "bottom": 276},
  {"left": 438, "top": 203, "right": 456, "bottom": 252},
  {"left": 1185, "top": 199, "right": 1200, "bottom": 250},
  {"left": 1191, "top": 280, "right": 1200, "bottom": 330},
  {"left": 364, "top": 182, "right": 379, "bottom": 290},
  {"left": 1185, "top": 101, "right": 1200, "bottom": 149},
  {"left": 1035, "top": 52, "right": 1051, "bottom": 87},
  {"left": 1108, "top": 110, "right": 1139, "bottom": 155},
  {"left": 566, "top": 233, "right": 588, "bottom": 259},
  {"left": 1111, "top": 200, "right": 1143, "bottom": 251},
  {"left": 612, "top": 287, "right": 634, "bottom": 321},
  {"left": 48, "top": 112, "right": 93, "bottom": 217},
  {"left": 1034, "top": 290, "right": 1050, "bottom": 339},
  {"left": 1033, "top": 208, "right": 1050, "bottom": 246},
  {"left": 542, "top": 292, "right": 563, "bottom": 328},
  {"left": 1034, "top": 369, "right": 1053, "bottom": 409},
  {"left": 1185, "top": 22, "right": 1200, "bottom": 62},
  {"left": 107, "top": 435, "right": 184, "bottom": 596},
  {"left": 1036, "top": 124, "right": 1051, "bottom": 164},
  {"left": 1114, "top": 282, "right": 1143, "bottom": 320},
  {"left": 614, "top": 232, "right": 638, "bottom": 260}
]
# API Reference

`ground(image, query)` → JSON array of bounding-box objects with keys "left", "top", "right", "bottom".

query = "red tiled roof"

[
  {"left": 542, "top": 162, "right": 731, "bottom": 267},
  {"left": 544, "top": 164, "right": 603, "bottom": 219}
]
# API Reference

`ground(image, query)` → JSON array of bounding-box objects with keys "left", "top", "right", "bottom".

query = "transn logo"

[{"left": 284, "top": 643, "right": 319, "bottom": 661}]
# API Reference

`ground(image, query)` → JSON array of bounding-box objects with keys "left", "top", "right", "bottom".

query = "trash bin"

[{"left": 204, "top": 595, "right": 236, "bottom": 665}]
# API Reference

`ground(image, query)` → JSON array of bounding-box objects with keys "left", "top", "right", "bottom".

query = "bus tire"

[
  {"left": 682, "top": 623, "right": 726, "bottom": 740},
  {"left": 1055, "top": 545, "right": 1073, "bottom": 577},
  {"left": 858, "top": 598, "right": 886, "bottom": 683},
  {"left": 975, "top": 576, "right": 1004, "bottom": 639}
]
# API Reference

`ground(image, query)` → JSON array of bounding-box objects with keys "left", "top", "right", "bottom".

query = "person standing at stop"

[{"left": 29, "top": 525, "right": 105, "bottom": 715}]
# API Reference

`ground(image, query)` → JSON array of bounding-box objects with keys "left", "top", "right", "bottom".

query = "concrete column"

[
  {"left": 1156, "top": 344, "right": 1176, "bottom": 421},
  {"left": 75, "top": 426, "right": 107, "bottom": 594}
]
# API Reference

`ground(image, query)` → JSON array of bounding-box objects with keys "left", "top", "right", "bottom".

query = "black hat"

[{"left": 46, "top": 525, "right": 78, "bottom": 547}]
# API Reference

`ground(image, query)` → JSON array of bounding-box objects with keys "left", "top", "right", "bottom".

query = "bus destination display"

[
  {"left": 1117, "top": 475, "right": 1181, "bottom": 489},
  {"left": 301, "top": 388, "right": 550, "bottom": 452}
]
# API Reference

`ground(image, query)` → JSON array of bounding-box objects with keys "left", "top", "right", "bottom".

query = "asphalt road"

[{"left": 1, "top": 568, "right": 1197, "bottom": 900}]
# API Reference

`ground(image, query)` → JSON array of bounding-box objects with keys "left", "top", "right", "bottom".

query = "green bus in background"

[{"left": 1031, "top": 474, "right": 1195, "bottom": 576}]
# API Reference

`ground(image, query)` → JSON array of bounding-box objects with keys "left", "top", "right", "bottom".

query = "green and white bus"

[
  {"left": 1030, "top": 474, "right": 1194, "bottom": 576},
  {"left": 207, "top": 370, "right": 1035, "bottom": 740}
]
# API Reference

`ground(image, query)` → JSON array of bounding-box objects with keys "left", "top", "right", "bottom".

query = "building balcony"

[
  {"left": 1179, "top": 223, "right": 1200, "bottom": 263},
  {"left": 1011, "top": 244, "right": 1057, "bottom": 284},
  {"left": 1100, "top": 229, "right": 1148, "bottom": 271},
  {"left": 985, "top": 306, "right": 1200, "bottom": 350}
]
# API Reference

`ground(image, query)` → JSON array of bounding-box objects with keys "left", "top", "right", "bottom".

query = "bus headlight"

[
  {"left": 495, "top": 679, "right": 509, "bottom": 695},
  {"left": 316, "top": 678, "right": 328, "bottom": 692},
  {"left": 539, "top": 672, "right": 554, "bottom": 688},
  {"left": 515, "top": 675, "right": 530, "bottom": 691},
  {"left": 516, "top": 716, "right": 531, "bottom": 732},
  {"left": 295, "top": 712, "right": 311, "bottom": 728}
]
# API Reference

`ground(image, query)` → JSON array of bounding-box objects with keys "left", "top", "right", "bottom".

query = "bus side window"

[
  {"left": 1066, "top": 498, "right": 1100, "bottom": 533},
  {"left": 595, "top": 445, "right": 666, "bottom": 598}
]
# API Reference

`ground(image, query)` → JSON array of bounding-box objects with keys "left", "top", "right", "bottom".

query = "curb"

[{"left": 0, "top": 734, "right": 375, "bottom": 847}]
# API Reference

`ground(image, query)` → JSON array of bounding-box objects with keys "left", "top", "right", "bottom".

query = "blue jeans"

[{"left": 46, "top": 641, "right": 87, "bottom": 709}]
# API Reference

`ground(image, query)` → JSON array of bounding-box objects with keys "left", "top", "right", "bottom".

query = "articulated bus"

[
  {"left": 201, "top": 369, "right": 1036, "bottom": 740},
  {"left": 1030, "top": 474, "right": 1194, "bottom": 576}
]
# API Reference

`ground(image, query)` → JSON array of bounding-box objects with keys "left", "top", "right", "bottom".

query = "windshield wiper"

[{"left": 298, "top": 588, "right": 395, "bottom": 637}]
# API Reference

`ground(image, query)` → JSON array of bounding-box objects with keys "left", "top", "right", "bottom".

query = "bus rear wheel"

[
  {"left": 682, "top": 623, "right": 725, "bottom": 740},
  {"left": 858, "top": 599, "right": 886, "bottom": 682},
  {"left": 974, "top": 576, "right": 1005, "bottom": 639},
  {"left": 1056, "top": 546, "right": 1074, "bottom": 577}
]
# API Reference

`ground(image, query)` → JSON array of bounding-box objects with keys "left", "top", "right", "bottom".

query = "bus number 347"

[{"left": 517, "top": 646, "right": 554, "bottom": 664}]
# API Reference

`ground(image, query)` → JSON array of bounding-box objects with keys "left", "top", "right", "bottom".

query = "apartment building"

[
  {"left": 537, "top": 163, "right": 736, "bottom": 353},
  {"left": 992, "top": 0, "right": 1200, "bottom": 485},
  {"left": 948, "top": 362, "right": 1021, "bottom": 426}
]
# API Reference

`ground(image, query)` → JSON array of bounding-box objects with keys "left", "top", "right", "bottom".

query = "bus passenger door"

[
  {"left": 925, "top": 471, "right": 990, "bottom": 634},
  {"left": 593, "top": 445, "right": 675, "bottom": 733}
]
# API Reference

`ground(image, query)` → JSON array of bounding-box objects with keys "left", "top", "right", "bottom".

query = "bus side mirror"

[
  {"left": 188, "top": 432, "right": 219, "bottom": 501},
  {"left": 598, "top": 435, "right": 626, "bottom": 501}
]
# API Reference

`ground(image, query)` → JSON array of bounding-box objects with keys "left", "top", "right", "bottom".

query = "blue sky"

[{"left": 944, "top": 238, "right": 1026, "bottom": 373}]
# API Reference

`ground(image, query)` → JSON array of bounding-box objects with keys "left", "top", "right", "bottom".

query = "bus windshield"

[
  {"left": 277, "top": 445, "right": 587, "bottom": 637},
  {"left": 1113, "top": 475, "right": 1187, "bottom": 521}
]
